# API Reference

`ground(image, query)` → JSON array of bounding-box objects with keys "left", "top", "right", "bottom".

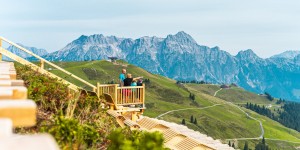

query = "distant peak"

[
  {"left": 166, "top": 31, "right": 197, "bottom": 44},
  {"left": 236, "top": 49, "right": 259, "bottom": 59},
  {"left": 211, "top": 46, "right": 220, "bottom": 51},
  {"left": 174, "top": 31, "right": 193, "bottom": 39},
  {"left": 78, "top": 35, "right": 88, "bottom": 39},
  {"left": 175, "top": 31, "right": 189, "bottom": 36},
  {"left": 271, "top": 50, "right": 300, "bottom": 59},
  {"left": 238, "top": 49, "right": 255, "bottom": 55}
]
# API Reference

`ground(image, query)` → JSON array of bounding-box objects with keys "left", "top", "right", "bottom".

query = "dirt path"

[
  {"left": 156, "top": 88, "right": 300, "bottom": 145},
  {"left": 155, "top": 104, "right": 222, "bottom": 119},
  {"left": 214, "top": 88, "right": 222, "bottom": 96}
]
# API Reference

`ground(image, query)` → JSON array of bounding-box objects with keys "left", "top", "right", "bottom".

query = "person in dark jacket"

[{"left": 123, "top": 74, "right": 143, "bottom": 86}]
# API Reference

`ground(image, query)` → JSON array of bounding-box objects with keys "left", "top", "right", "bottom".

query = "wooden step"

[
  {"left": 0, "top": 134, "right": 59, "bottom": 150},
  {"left": 0, "top": 63, "right": 15, "bottom": 69},
  {"left": 0, "top": 118, "right": 13, "bottom": 137},
  {"left": 0, "top": 72, "right": 17, "bottom": 80},
  {"left": 0, "top": 70, "right": 16, "bottom": 74},
  {"left": 0, "top": 75, "right": 11, "bottom": 80},
  {"left": 0, "top": 100, "right": 36, "bottom": 127},
  {"left": 0, "top": 67, "right": 15, "bottom": 71},
  {"left": 0, "top": 86, "right": 27, "bottom": 99},
  {"left": 0, "top": 80, "right": 24, "bottom": 86}
]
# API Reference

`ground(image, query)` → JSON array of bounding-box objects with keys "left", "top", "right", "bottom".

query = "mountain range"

[
  {"left": 7, "top": 32, "right": 300, "bottom": 101},
  {"left": 4, "top": 43, "right": 48, "bottom": 60}
]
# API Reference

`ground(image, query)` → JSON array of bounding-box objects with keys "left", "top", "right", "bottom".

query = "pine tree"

[
  {"left": 191, "top": 94, "right": 195, "bottom": 101},
  {"left": 182, "top": 119, "right": 186, "bottom": 125},
  {"left": 193, "top": 118, "right": 197, "bottom": 125},
  {"left": 262, "top": 136, "right": 265, "bottom": 145},
  {"left": 190, "top": 115, "right": 194, "bottom": 123},
  {"left": 243, "top": 141, "right": 249, "bottom": 150}
]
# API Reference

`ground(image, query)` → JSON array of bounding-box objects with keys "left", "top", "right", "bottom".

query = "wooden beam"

[
  {"left": 0, "top": 100, "right": 36, "bottom": 127},
  {"left": 0, "top": 48, "right": 79, "bottom": 91}
]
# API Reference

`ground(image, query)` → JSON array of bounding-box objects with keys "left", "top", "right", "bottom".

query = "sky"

[{"left": 1, "top": 0, "right": 300, "bottom": 58}]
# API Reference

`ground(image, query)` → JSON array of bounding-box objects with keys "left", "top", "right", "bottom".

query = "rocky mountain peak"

[
  {"left": 236, "top": 49, "right": 259, "bottom": 59},
  {"left": 166, "top": 31, "right": 197, "bottom": 44},
  {"left": 38, "top": 32, "right": 300, "bottom": 102},
  {"left": 271, "top": 50, "right": 300, "bottom": 59},
  {"left": 6, "top": 43, "right": 48, "bottom": 59}
]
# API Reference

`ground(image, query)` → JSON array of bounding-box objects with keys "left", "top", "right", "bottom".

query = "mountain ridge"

[
  {"left": 6, "top": 43, "right": 48, "bottom": 58},
  {"left": 20, "top": 32, "right": 300, "bottom": 101}
]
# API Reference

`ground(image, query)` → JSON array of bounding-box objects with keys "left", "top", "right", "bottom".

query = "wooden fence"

[{"left": 97, "top": 83, "right": 145, "bottom": 109}]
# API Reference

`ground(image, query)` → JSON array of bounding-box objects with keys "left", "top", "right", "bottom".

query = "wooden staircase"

[{"left": 0, "top": 61, "right": 59, "bottom": 150}]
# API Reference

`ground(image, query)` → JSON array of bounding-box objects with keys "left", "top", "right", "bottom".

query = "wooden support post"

[
  {"left": 97, "top": 82, "right": 100, "bottom": 97},
  {"left": 131, "top": 111, "right": 138, "bottom": 122},
  {"left": 142, "top": 84, "right": 145, "bottom": 108},
  {"left": 40, "top": 60, "right": 44, "bottom": 69},
  {"left": 114, "top": 84, "right": 118, "bottom": 106}
]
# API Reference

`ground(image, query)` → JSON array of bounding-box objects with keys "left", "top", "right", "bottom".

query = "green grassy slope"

[
  {"left": 47, "top": 60, "right": 300, "bottom": 149},
  {"left": 187, "top": 84, "right": 278, "bottom": 105}
]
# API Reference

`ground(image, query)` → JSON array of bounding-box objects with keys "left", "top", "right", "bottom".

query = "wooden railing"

[
  {"left": 97, "top": 83, "right": 145, "bottom": 109},
  {"left": 97, "top": 83, "right": 117, "bottom": 97},
  {"left": 116, "top": 85, "right": 145, "bottom": 106},
  {"left": 0, "top": 36, "right": 96, "bottom": 92}
]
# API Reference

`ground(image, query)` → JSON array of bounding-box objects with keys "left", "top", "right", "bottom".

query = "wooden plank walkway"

[{"left": 0, "top": 61, "right": 59, "bottom": 150}]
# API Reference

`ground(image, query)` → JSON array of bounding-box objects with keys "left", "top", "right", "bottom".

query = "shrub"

[
  {"left": 40, "top": 116, "right": 100, "bottom": 149},
  {"left": 108, "top": 128, "right": 169, "bottom": 150}
]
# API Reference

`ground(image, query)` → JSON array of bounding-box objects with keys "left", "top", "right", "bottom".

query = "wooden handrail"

[
  {"left": 117, "top": 86, "right": 144, "bottom": 89},
  {"left": 0, "top": 48, "right": 79, "bottom": 91},
  {"left": 0, "top": 37, "right": 96, "bottom": 90}
]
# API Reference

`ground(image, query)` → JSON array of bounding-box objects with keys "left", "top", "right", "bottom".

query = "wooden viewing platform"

[{"left": 97, "top": 83, "right": 146, "bottom": 121}]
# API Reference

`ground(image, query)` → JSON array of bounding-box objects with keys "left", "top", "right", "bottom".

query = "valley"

[{"left": 46, "top": 60, "right": 300, "bottom": 149}]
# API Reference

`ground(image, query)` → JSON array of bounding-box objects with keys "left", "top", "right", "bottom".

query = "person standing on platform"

[{"left": 119, "top": 69, "right": 126, "bottom": 87}]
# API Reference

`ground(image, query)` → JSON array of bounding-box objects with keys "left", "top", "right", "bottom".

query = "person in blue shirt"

[{"left": 119, "top": 69, "right": 126, "bottom": 86}]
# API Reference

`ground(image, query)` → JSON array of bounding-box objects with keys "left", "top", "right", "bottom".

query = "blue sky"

[{"left": 1, "top": 0, "right": 300, "bottom": 58}]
